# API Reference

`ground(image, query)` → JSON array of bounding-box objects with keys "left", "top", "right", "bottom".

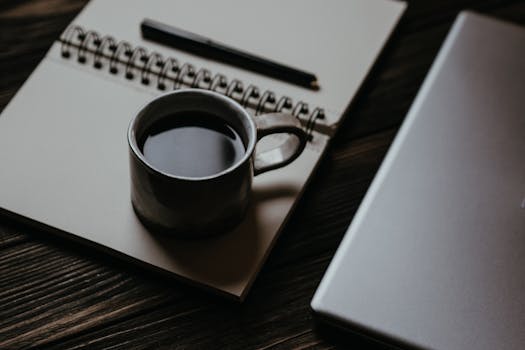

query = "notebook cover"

[{"left": 0, "top": 0, "right": 405, "bottom": 300}]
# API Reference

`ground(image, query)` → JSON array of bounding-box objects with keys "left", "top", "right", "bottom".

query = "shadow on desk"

[{"left": 314, "top": 319, "right": 406, "bottom": 350}]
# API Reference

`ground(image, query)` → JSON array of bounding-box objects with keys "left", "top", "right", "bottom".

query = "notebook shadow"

[{"left": 147, "top": 184, "right": 298, "bottom": 291}]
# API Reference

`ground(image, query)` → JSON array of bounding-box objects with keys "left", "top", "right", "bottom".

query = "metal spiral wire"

[{"left": 59, "top": 25, "right": 324, "bottom": 138}]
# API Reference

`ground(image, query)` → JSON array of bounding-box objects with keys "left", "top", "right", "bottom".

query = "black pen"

[{"left": 140, "top": 18, "right": 320, "bottom": 90}]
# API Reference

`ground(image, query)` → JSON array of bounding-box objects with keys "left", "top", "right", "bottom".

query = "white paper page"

[
  {"left": 0, "top": 56, "right": 329, "bottom": 299},
  {"left": 70, "top": 0, "right": 406, "bottom": 125}
]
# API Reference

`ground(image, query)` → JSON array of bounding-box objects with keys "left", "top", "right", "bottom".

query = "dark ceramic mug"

[{"left": 128, "top": 89, "right": 307, "bottom": 237}]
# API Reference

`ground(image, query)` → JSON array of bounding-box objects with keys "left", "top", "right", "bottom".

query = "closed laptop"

[{"left": 312, "top": 11, "right": 525, "bottom": 350}]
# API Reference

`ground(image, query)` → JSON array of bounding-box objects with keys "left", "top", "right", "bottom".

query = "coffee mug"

[{"left": 128, "top": 89, "right": 307, "bottom": 237}]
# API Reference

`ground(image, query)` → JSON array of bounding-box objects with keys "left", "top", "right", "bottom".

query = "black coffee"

[{"left": 139, "top": 112, "right": 245, "bottom": 178}]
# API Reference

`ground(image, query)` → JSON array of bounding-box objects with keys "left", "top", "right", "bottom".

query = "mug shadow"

[{"left": 147, "top": 184, "right": 298, "bottom": 289}]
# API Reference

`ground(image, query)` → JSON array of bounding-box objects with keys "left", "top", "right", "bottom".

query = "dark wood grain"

[{"left": 1, "top": 1, "right": 524, "bottom": 349}]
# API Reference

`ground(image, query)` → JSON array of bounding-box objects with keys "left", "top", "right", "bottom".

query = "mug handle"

[{"left": 253, "top": 113, "right": 308, "bottom": 176}]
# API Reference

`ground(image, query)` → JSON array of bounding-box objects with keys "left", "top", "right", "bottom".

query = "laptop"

[{"left": 311, "top": 11, "right": 525, "bottom": 350}]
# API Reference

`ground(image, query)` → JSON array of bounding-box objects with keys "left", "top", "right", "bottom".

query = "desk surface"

[{"left": 1, "top": 1, "right": 524, "bottom": 349}]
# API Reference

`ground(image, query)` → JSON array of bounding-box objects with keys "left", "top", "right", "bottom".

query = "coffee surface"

[{"left": 140, "top": 112, "right": 245, "bottom": 178}]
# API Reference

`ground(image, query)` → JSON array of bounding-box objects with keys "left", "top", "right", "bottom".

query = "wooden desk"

[{"left": 1, "top": 1, "right": 524, "bottom": 348}]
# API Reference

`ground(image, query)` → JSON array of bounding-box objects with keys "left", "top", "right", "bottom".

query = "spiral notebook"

[{"left": 0, "top": 0, "right": 405, "bottom": 300}]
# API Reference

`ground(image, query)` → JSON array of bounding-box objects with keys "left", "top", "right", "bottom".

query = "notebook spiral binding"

[{"left": 59, "top": 25, "right": 325, "bottom": 140}]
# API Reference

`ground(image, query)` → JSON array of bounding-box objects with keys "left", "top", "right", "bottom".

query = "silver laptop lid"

[{"left": 312, "top": 12, "right": 525, "bottom": 350}]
